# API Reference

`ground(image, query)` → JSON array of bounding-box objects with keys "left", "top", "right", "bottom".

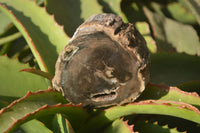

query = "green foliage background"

[{"left": 0, "top": 0, "right": 200, "bottom": 132}]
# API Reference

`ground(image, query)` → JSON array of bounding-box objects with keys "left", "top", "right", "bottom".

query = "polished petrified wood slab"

[{"left": 52, "top": 13, "right": 150, "bottom": 108}]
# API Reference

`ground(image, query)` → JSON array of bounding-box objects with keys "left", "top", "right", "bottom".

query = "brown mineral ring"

[{"left": 52, "top": 13, "right": 150, "bottom": 108}]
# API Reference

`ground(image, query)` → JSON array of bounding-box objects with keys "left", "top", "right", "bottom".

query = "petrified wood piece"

[{"left": 52, "top": 13, "right": 150, "bottom": 108}]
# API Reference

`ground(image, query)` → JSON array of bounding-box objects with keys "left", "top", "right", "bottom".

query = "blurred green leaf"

[
  {"left": 150, "top": 52, "right": 200, "bottom": 86},
  {"left": 52, "top": 113, "right": 74, "bottom": 133},
  {"left": 100, "top": 0, "right": 128, "bottom": 22},
  {"left": 80, "top": 0, "right": 103, "bottom": 20},
  {"left": 0, "top": 32, "right": 21, "bottom": 45},
  {"left": 0, "top": 11, "right": 11, "bottom": 36},
  {"left": 167, "top": 2, "right": 196, "bottom": 24},
  {"left": 144, "top": 7, "right": 200, "bottom": 55},
  {"left": 17, "top": 119, "right": 52, "bottom": 133},
  {"left": 45, "top": 0, "right": 83, "bottom": 37},
  {"left": 182, "top": 0, "right": 200, "bottom": 25},
  {"left": 103, "top": 119, "right": 133, "bottom": 133},
  {"left": 135, "top": 22, "right": 157, "bottom": 53},
  {"left": 0, "top": 0, "right": 70, "bottom": 74},
  {"left": 0, "top": 100, "right": 8, "bottom": 109},
  {"left": 121, "top": 1, "right": 146, "bottom": 23},
  {"left": 0, "top": 26, "right": 25, "bottom": 56},
  {"left": 0, "top": 56, "right": 47, "bottom": 100},
  {"left": 45, "top": 0, "right": 102, "bottom": 37},
  {"left": 35, "top": 0, "right": 44, "bottom": 5},
  {"left": 178, "top": 80, "right": 200, "bottom": 95}
]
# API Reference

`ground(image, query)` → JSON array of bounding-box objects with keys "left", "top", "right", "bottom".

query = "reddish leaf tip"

[
  {"left": 26, "top": 91, "right": 33, "bottom": 96},
  {"left": 48, "top": 86, "right": 53, "bottom": 90}
]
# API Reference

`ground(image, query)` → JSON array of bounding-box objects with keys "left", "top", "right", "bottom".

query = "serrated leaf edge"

[
  {"left": 132, "top": 100, "right": 200, "bottom": 115},
  {"left": 148, "top": 83, "right": 200, "bottom": 98},
  {"left": 0, "top": 87, "right": 56, "bottom": 114},
  {"left": 6, "top": 103, "right": 84, "bottom": 132},
  {"left": 0, "top": 3, "right": 48, "bottom": 71},
  {"left": 122, "top": 118, "right": 136, "bottom": 133}
]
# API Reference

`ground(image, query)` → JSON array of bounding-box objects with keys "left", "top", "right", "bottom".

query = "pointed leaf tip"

[{"left": 20, "top": 68, "right": 54, "bottom": 81}]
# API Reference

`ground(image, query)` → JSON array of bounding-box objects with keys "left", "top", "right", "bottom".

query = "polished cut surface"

[{"left": 52, "top": 13, "right": 150, "bottom": 108}]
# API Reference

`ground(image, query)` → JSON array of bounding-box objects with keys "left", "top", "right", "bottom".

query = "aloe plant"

[{"left": 0, "top": 0, "right": 200, "bottom": 132}]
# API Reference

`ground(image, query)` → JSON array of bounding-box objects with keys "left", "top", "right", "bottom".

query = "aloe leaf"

[
  {"left": 80, "top": 0, "right": 102, "bottom": 20},
  {"left": 121, "top": 1, "right": 146, "bottom": 23},
  {"left": 0, "top": 56, "right": 47, "bottom": 100},
  {"left": 0, "top": 89, "right": 89, "bottom": 132},
  {"left": 183, "top": 0, "right": 200, "bottom": 25},
  {"left": 134, "top": 120, "right": 184, "bottom": 133},
  {"left": 166, "top": 2, "right": 196, "bottom": 24},
  {"left": 0, "top": 89, "right": 66, "bottom": 132},
  {"left": 0, "top": 32, "right": 21, "bottom": 45},
  {"left": 178, "top": 80, "right": 200, "bottom": 95},
  {"left": 150, "top": 52, "right": 200, "bottom": 86},
  {"left": 36, "top": 0, "right": 44, "bottom": 5},
  {"left": 103, "top": 119, "right": 133, "bottom": 133},
  {"left": 0, "top": 100, "right": 8, "bottom": 109},
  {"left": 45, "top": 0, "right": 102, "bottom": 37},
  {"left": 138, "top": 114, "right": 200, "bottom": 132},
  {"left": 0, "top": 11, "right": 12, "bottom": 36},
  {"left": 135, "top": 22, "right": 157, "bottom": 53},
  {"left": 79, "top": 100, "right": 200, "bottom": 132},
  {"left": 20, "top": 68, "right": 53, "bottom": 81},
  {"left": 45, "top": 0, "right": 83, "bottom": 37},
  {"left": 16, "top": 119, "right": 53, "bottom": 133},
  {"left": 0, "top": 0, "right": 70, "bottom": 74},
  {"left": 0, "top": 26, "right": 26, "bottom": 57},
  {"left": 101, "top": 0, "right": 128, "bottom": 22},
  {"left": 138, "top": 83, "right": 200, "bottom": 109},
  {"left": 144, "top": 7, "right": 200, "bottom": 55},
  {"left": 52, "top": 113, "right": 74, "bottom": 133}
]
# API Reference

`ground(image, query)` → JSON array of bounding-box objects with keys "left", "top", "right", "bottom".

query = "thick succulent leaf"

[
  {"left": 35, "top": 0, "right": 44, "bottom": 5},
  {"left": 0, "top": 10, "right": 12, "bottom": 36},
  {"left": 137, "top": 83, "right": 200, "bottom": 109},
  {"left": 0, "top": 89, "right": 89, "bottom": 132},
  {"left": 79, "top": 100, "right": 200, "bottom": 132},
  {"left": 0, "top": 100, "right": 8, "bottom": 109},
  {"left": 45, "top": 0, "right": 83, "bottom": 37},
  {"left": 166, "top": 2, "right": 196, "bottom": 24},
  {"left": 20, "top": 68, "right": 53, "bottom": 81},
  {"left": 182, "top": 0, "right": 200, "bottom": 25},
  {"left": 0, "top": 89, "right": 66, "bottom": 132},
  {"left": 45, "top": 0, "right": 102, "bottom": 37},
  {"left": 0, "top": 32, "right": 21, "bottom": 45},
  {"left": 80, "top": 0, "right": 102, "bottom": 20},
  {"left": 135, "top": 22, "right": 157, "bottom": 53},
  {"left": 16, "top": 119, "right": 53, "bottom": 133},
  {"left": 0, "top": 56, "right": 47, "bottom": 101},
  {"left": 52, "top": 113, "right": 74, "bottom": 133},
  {"left": 144, "top": 7, "right": 200, "bottom": 55},
  {"left": 150, "top": 1, "right": 196, "bottom": 24},
  {"left": 0, "top": 27, "right": 26, "bottom": 57},
  {"left": 134, "top": 120, "right": 184, "bottom": 133},
  {"left": 101, "top": 0, "right": 128, "bottom": 22},
  {"left": 121, "top": 1, "right": 146, "bottom": 23},
  {"left": 178, "top": 80, "right": 200, "bottom": 95},
  {"left": 150, "top": 52, "right": 200, "bottom": 86},
  {"left": 0, "top": 0, "right": 70, "bottom": 74},
  {"left": 103, "top": 119, "right": 133, "bottom": 133},
  {"left": 136, "top": 114, "right": 200, "bottom": 133}
]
